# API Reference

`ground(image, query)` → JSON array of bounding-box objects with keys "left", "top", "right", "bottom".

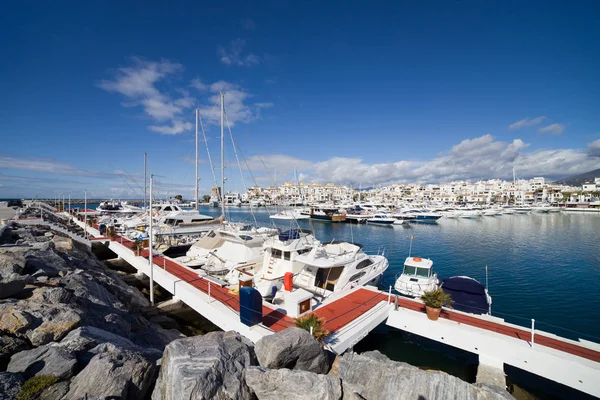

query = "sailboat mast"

[
  {"left": 195, "top": 109, "right": 199, "bottom": 211},
  {"left": 143, "top": 152, "right": 147, "bottom": 210},
  {"left": 220, "top": 92, "right": 226, "bottom": 217}
]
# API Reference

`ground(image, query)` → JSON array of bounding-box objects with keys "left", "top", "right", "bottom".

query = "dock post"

[
  {"left": 208, "top": 281, "right": 211, "bottom": 302},
  {"left": 531, "top": 319, "right": 535, "bottom": 347},
  {"left": 163, "top": 258, "right": 166, "bottom": 271},
  {"left": 394, "top": 295, "right": 399, "bottom": 310},
  {"left": 388, "top": 286, "right": 392, "bottom": 303}
]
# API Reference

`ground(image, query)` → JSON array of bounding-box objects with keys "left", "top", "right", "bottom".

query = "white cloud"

[
  {"left": 100, "top": 58, "right": 272, "bottom": 133},
  {"left": 588, "top": 138, "right": 600, "bottom": 158},
  {"left": 190, "top": 78, "right": 208, "bottom": 91},
  {"left": 98, "top": 57, "right": 193, "bottom": 134},
  {"left": 248, "top": 135, "right": 599, "bottom": 187},
  {"left": 217, "top": 39, "right": 261, "bottom": 67},
  {"left": 148, "top": 120, "right": 193, "bottom": 135},
  {"left": 538, "top": 123, "right": 565, "bottom": 135},
  {"left": 196, "top": 81, "right": 271, "bottom": 126},
  {"left": 508, "top": 116, "right": 546, "bottom": 130},
  {"left": 0, "top": 156, "right": 114, "bottom": 179}
]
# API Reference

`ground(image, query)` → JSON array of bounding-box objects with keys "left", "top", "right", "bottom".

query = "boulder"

[
  {"left": 130, "top": 316, "right": 184, "bottom": 350},
  {"left": 0, "top": 372, "right": 24, "bottom": 400},
  {"left": 0, "top": 335, "right": 29, "bottom": 368},
  {"left": 0, "top": 273, "right": 29, "bottom": 299},
  {"left": 30, "top": 287, "right": 72, "bottom": 305},
  {"left": 255, "top": 327, "right": 329, "bottom": 374},
  {"left": 64, "top": 273, "right": 125, "bottom": 310},
  {"left": 27, "top": 307, "right": 82, "bottom": 346},
  {"left": 39, "top": 381, "right": 70, "bottom": 400},
  {"left": 0, "top": 310, "right": 35, "bottom": 334},
  {"left": 245, "top": 367, "right": 342, "bottom": 400},
  {"left": 338, "top": 351, "right": 513, "bottom": 400},
  {"left": 152, "top": 331, "right": 256, "bottom": 400},
  {"left": 0, "top": 252, "right": 26, "bottom": 274},
  {"left": 54, "top": 326, "right": 162, "bottom": 366},
  {"left": 51, "top": 235, "right": 73, "bottom": 253},
  {"left": 66, "top": 346, "right": 155, "bottom": 400},
  {"left": 7, "top": 345, "right": 77, "bottom": 380},
  {"left": 23, "top": 252, "right": 67, "bottom": 277}
]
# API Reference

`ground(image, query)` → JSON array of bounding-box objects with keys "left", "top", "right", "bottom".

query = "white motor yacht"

[
  {"left": 394, "top": 257, "right": 438, "bottom": 297},
  {"left": 292, "top": 242, "right": 389, "bottom": 297},
  {"left": 269, "top": 209, "right": 310, "bottom": 220},
  {"left": 367, "top": 213, "right": 396, "bottom": 225},
  {"left": 226, "top": 229, "right": 318, "bottom": 297}
]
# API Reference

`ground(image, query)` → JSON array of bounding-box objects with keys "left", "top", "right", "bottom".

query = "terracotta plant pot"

[{"left": 425, "top": 306, "right": 441, "bottom": 321}]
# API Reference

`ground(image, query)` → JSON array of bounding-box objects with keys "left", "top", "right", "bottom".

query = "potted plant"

[
  {"left": 294, "top": 313, "right": 329, "bottom": 342},
  {"left": 107, "top": 226, "right": 116, "bottom": 241},
  {"left": 131, "top": 239, "right": 144, "bottom": 256},
  {"left": 420, "top": 288, "right": 453, "bottom": 321}
]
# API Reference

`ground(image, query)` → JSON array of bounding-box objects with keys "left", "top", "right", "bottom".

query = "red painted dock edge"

[{"left": 112, "top": 235, "right": 600, "bottom": 362}]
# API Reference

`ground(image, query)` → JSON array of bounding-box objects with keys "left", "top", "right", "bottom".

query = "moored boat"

[{"left": 394, "top": 256, "right": 438, "bottom": 297}]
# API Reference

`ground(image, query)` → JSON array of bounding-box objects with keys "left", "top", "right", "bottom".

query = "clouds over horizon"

[
  {"left": 255, "top": 135, "right": 600, "bottom": 187},
  {"left": 99, "top": 57, "right": 271, "bottom": 134}
]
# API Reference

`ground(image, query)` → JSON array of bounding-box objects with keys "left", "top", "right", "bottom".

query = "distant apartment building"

[{"left": 242, "top": 176, "right": 596, "bottom": 205}]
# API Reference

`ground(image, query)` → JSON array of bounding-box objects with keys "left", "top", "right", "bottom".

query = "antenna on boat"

[
  {"left": 485, "top": 264, "right": 488, "bottom": 289},
  {"left": 408, "top": 236, "right": 414, "bottom": 258}
]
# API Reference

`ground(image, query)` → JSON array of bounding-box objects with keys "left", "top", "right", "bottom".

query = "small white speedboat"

[
  {"left": 367, "top": 214, "right": 396, "bottom": 225},
  {"left": 394, "top": 257, "right": 438, "bottom": 298}
]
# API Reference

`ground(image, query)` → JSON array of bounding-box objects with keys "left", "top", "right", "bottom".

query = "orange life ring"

[{"left": 413, "top": 257, "right": 422, "bottom": 262}]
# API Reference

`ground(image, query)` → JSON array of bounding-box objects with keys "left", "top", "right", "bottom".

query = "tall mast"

[
  {"left": 220, "top": 92, "right": 226, "bottom": 218},
  {"left": 143, "top": 153, "right": 147, "bottom": 209},
  {"left": 195, "top": 109, "right": 199, "bottom": 211}
]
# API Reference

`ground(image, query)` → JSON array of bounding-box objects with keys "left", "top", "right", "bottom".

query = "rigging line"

[
  {"left": 225, "top": 111, "right": 258, "bottom": 227},
  {"left": 241, "top": 130, "right": 281, "bottom": 216},
  {"left": 199, "top": 116, "right": 219, "bottom": 188},
  {"left": 108, "top": 163, "right": 144, "bottom": 197}
]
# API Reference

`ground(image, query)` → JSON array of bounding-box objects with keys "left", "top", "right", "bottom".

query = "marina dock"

[{"left": 9, "top": 208, "right": 600, "bottom": 398}]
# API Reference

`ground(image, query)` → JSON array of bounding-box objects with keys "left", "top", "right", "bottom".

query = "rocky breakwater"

[
  {"left": 153, "top": 326, "right": 514, "bottom": 400},
  {"left": 0, "top": 221, "right": 183, "bottom": 399}
]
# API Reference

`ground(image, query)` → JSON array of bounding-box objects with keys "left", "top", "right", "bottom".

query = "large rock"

[
  {"left": 0, "top": 334, "right": 29, "bottom": 368},
  {"left": 39, "top": 381, "right": 70, "bottom": 400},
  {"left": 0, "top": 273, "right": 29, "bottom": 299},
  {"left": 7, "top": 345, "right": 77, "bottom": 380},
  {"left": 338, "top": 351, "right": 513, "bottom": 400},
  {"left": 0, "top": 252, "right": 26, "bottom": 274},
  {"left": 51, "top": 235, "right": 73, "bottom": 253},
  {"left": 255, "top": 327, "right": 329, "bottom": 374},
  {"left": 152, "top": 331, "right": 256, "bottom": 400},
  {"left": 245, "top": 367, "right": 342, "bottom": 400},
  {"left": 54, "top": 326, "right": 162, "bottom": 366},
  {"left": 0, "top": 372, "right": 24, "bottom": 400},
  {"left": 30, "top": 287, "right": 72, "bottom": 305},
  {"left": 27, "top": 307, "right": 82, "bottom": 346},
  {"left": 66, "top": 346, "right": 155, "bottom": 400},
  {"left": 0, "top": 310, "right": 35, "bottom": 334}
]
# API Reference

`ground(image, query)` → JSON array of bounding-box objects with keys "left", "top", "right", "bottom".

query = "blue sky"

[{"left": 1, "top": 1, "right": 599, "bottom": 199}]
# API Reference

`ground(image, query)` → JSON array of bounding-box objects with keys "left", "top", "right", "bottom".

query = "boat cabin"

[{"left": 402, "top": 257, "right": 434, "bottom": 278}]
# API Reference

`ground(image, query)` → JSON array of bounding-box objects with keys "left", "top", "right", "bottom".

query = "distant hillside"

[{"left": 554, "top": 168, "right": 600, "bottom": 186}]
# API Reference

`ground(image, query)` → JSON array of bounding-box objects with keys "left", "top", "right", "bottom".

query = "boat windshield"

[{"left": 403, "top": 265, "right": 430, "bottom": 278}]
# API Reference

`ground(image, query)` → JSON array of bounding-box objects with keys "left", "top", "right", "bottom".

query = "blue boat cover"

[
  {"left": 441, "top": 277, "right": 489, "bottom": 315},
  {"left": 279, "top": 229, "right": 301, "bottom": 241}
]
